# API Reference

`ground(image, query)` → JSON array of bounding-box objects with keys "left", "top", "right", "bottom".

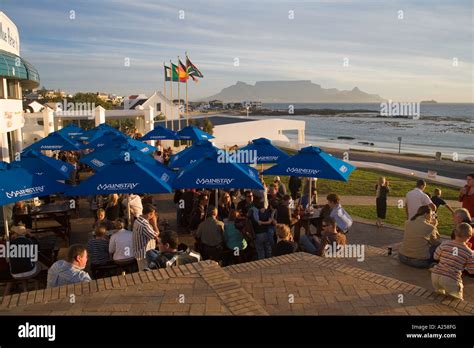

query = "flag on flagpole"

[
  {"left": 178, "top": 59, "right": 189, "bottom": 83},
  {"left": 170, "top": 63, "right": 180, "bottom": 82},
  {"left": 164, "top": 65, "right": 173, "bottom": 81},
  {"left": 186, "top": 55, "right": 204, "bottom": 78}
]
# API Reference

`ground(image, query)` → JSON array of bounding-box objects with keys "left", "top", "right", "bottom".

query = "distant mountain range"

[{"left": 201, "top": 80, "right": 385, "bottom": 103}]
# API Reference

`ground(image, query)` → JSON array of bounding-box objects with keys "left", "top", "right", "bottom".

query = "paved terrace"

[
  {"left": 1, "top": 194, "right": 473, "bottom": 315},
  {"left": 1, "top": 253, "right": 473, "bottom": 316}
]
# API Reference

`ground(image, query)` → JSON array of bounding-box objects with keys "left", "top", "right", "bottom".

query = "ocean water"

[
  {"left": 258, "top": 103, "right": 474, "bottom": 159},
  {"left": 264, "top": 103, "right": 474, "bottom": 119}
]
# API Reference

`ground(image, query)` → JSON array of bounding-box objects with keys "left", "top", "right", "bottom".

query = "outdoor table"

[
  {"left": 293, "top": 208, "right": 322, "bottom": 242},
  {"left": 30, "top": 203, "right": 72, "bottom": 243}
]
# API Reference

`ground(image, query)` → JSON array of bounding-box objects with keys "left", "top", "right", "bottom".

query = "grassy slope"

[
  {"left": 264, "top": 168, "right": 459, "bottom": 199},
  {"left": 345, "top": 205, "right": 453, "bottom": 236}
]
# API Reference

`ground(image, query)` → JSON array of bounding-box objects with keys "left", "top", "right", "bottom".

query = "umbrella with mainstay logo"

[
  {"left": 262, "top": 146, "right": 355, "bottom": 181},
  {"left": 79, "top": 144, "right": 161, "bottom": 172},
  {"left": 23, "top": 131, "right": 83, "bottom": 151},
  {"left": 14, "top": 149, "right": 75, "bottom": 180},
  {"left": 238, "top": 137, "right": 290, "bottom": 165},
  {"left": 262, "top": 146, "right": 356, "bottom": 207},
  {"left": 0, "top": 164, "right": 70, "bottom": 239},
  {"left": 173, "top": 152, "right": 263, "bottom": 190},
  {"left": 168, "top": 140, "right": 219, "bottom": 169},
  {"left": 79, "top": 123, "right": 121, "bottom": 141},
  {"left": 66, "top": 153, "right": 175, "bottom": 226},
  {"left": 177, "top": 125, "right": 214, "bottom": 142},
  {"left": 81, "top": 131, "right": 154, "bottom": 154},
  {"left": 140, "top": 125, "right": 180, "bottom": 141},
  {"left": 56, "top": 124, "right": 85, "bottom": 139}
]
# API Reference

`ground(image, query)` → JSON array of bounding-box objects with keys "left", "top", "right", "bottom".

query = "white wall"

[
  {"left": 211, "top": 118, "right": 305, "bottom": 147},
  {"left": 0, "top": 99, "right": 24, "bottom": 133},
  {"left": 141, "top": 92, "right": 180, "bottom": 120}
]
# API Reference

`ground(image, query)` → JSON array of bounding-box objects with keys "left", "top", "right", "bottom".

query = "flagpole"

[
  {"left": 186, "top": 77, "right": 189, "bottom": 127},
  {"left": 177, "top": 56, "right": 182, "bottom": 131},
  {"left": 169, "top": 60, "right": 174, "bottom": 131},
  {"left": 163, "top": 62, "right": 167, "bottom": 129}
]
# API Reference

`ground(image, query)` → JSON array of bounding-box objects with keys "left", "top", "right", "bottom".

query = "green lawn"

[
  {"left": 344, "top": 205, "right": 454, "bottom": 236},
  {"left": 263, "top": 168, "right": 459, "bottom": 199}
]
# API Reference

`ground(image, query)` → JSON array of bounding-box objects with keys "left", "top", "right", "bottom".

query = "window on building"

[
  {"left": 0, "top": 78, "right": 4, "bottom": 98},
  {"left": 156, "top": 103, "right": 161, "bottom": 112},
  {"left": 7, "top": 80, "right": 19, "bottom": 99}
]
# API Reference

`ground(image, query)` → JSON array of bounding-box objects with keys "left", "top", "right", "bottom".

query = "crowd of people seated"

[
  {"left": 171, "top": 176, "right": 352, "bottom": 267},
  {"left": 4, "top": 169, "right": 474, "bottom": 306}
]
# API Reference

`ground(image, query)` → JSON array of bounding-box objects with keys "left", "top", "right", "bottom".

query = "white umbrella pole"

[
  {"left": 215, "top": 189, "right": 218, "bottom": 209},
  {"left": 127, "top": 194, "right": 131, "bottom": 230},
  {"left": 308, "top": 178, "right": 312, "bottom": 209},
  {"left": 3, "top": 206, "right": 9, "bottom": 241}
]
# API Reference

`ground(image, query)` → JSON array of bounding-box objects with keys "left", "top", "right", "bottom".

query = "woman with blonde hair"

[
  {"left": 106, "top": 193, "right": 121, "bottom": 221},
  {"left": 375, "top": 176, "right": 390, "bottom": 228},
  {"left": 218, "top": 192, "right": 235, "bottom": 221}
]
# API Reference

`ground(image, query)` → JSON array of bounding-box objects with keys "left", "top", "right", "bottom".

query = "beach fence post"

[{"left": 398, "top": 137, "right": 402, "bottom": 154}]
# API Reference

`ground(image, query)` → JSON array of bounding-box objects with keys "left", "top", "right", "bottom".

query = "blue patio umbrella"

[
  {"left": 239, "top": 137, "right": 290, "bottom": 164},
  {"left": 0, "top": 164, "right": 70, "bottom": 238},
  {"left": 262, "top": 146, "right": 355, "bottom": 208},
  {"left": 56, "top": 124, "right": 84, "bottom": 139},
  {"left": 262, "top": 146, "right": 355, "bottom": 181},
  {"left": 79, "top": 123, "right": 120, "bottom": 141},
  {"left": 0, "top": 161, "right": 8, "bottom": 170},
  {"left": 140, "top": 125, "right": 180, "bottom": 141},
  {"left": 67, "top": 153, "right": 175, "bottom": 227},
  {"left": 173, "top": 152, "right": 263, "bottom": 190},
  {"left": 168, "top": 140, "right": 219, "bottom": 168},
  {"left": 81, "top": 131, "right": 154, "bottom": 154},
  {"left": 23, "top": 131, "right": 83, "bottom": 151},
  {"left": 80, "top": 144, "right": 163, "bottom": 172},
  {"left": 66, "top": 155, "right": 176, "bottom": 196},
  {"left": 177, "top": 125, "right": 215, "bottom": 142},
  {"left": 15, "top": 149, "right": 74, "bottom": 180}
]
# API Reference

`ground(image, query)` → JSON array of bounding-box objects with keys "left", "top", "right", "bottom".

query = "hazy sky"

[{"left": 2, "top": 0, "right": 473, "bottom": 102}]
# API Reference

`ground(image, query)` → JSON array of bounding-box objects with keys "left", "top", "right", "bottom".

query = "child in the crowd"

[{"left": 431, "top": 223, "right": 474, "bottom": 300}]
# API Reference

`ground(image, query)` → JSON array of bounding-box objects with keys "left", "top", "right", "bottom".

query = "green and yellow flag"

[{"left": 171, "top": 63, "right": 181, "bottom": 82}]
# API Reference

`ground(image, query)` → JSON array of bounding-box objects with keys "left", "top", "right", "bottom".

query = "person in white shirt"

[
  {"left": 109, "top": 220, "right": 134, "bottom": 263},
  {"left": 405, "top": 180, "right": 436, "bottom": 220},
  {"left": 326, "top": 193, "right": 353, "bottom": 233},
  {"left": 121, "top": 194, "right": 143, "bottom": 218}
]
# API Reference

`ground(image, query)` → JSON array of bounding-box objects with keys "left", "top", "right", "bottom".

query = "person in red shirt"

[{"left": 459, "top": 173, "right": 474, "bottom": 217}]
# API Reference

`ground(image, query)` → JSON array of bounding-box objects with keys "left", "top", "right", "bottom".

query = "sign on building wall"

[
  {"left": 0, "top": 12, "right": 20, "bottom": 56},
  {"left": 0, "top": 12, "right": 23, "bottom": 134}
]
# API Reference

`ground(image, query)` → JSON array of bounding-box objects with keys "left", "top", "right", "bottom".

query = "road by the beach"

[{"left": 323, "top": 148, "right": 473, "bottom": 180}]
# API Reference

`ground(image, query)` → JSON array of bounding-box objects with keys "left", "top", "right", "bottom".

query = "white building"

[
  {"left": 0, "top": 11, "right": 40, "bottom": 162},
  {"left": 135, "top": 91, "right": 180, "bottom": 121}
]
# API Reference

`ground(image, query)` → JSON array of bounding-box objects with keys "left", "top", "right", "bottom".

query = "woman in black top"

[
  {"left": 218, "top": 192, "right": 235, "bottom": 221},
  {"left": 375, "top": 177, "right": 390, "bottom": 228},
  {"left": 105, "top": 194, "right": 121, "bottom": 221}
]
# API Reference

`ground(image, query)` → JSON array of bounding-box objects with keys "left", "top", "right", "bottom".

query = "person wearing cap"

[
  {"left": 9, "top": 224, "right": 41, "bottom": 280},
  {"left": 195, "top": 206, "right": 224, "bottom": 262}
]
